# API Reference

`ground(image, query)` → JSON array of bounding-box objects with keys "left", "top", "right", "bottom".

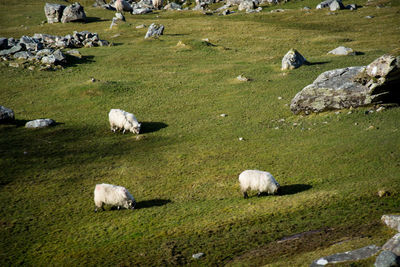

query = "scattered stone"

[
  {"left": 290, "top": 54, "right": 400, "bottom": 114},
  {"left": 346, "top": 4, "right": 357, "bottom": 10},
  {"left": 270, "top": 9, "right": 285, "bottom": 13},
  {"left": 375, "top": 250, "right": 400, "bottom": 267},
  {"left": 28, "top": 66, "right": 35, "bottom": 71},
  {"left": 25, "top": 119, "right": 56, "bottom": 128},
  {"left": 145, "top": 23, "right": 164, "bottom": 39},
  {"left": 378, "top": 190, "right": 390, "bottom": 197},
  {"left": 365, "top": 15, "right": 374, "bottom": 19},
  {"left": 328, "top": 46, "right": 356, "bottom": 56},
  {"left": 221, "top": 9, "right": 232, "bottom": 15},
  {"left": 238, "top": 137, "right": 244, "bottom": 141},
  {"left": 367, "top": 125, "right": 375, "bottom": 130},
  {"left": 44, "top": 3, "right": 66, "bottom": 24},
  {"left": 0, "top": 105, "right": 15, "bottom": 122},
  {"left": 382, "top": 215, "right": 400, "bottom": 232},
  {"left": 164, "top": 2, "right": 182, "bottom": 10},
  {"left": 281, "top": 49, "right": 308, "bottom": 70},
  {"left": 65, "top": 49, "right": 82, "bottom": 58},
  {"left": 303, "top": 6, "right": 311, "bottom": 10},
  {"left": 14, "top": 51, "right": 33, "bottom": 60},
  {"left": 316, "top": 0, "right": 341, "bottom": 9},
  {"left": 274, "top": 127, "right": 279, "bottom": 130},
  {"left": 192, "top": 252, "right": 205, "bottom": 259},
  {"left": 136, "top": 24, "right": 146, "bottom": 29},
  {"left": 354, "top": 122, "right": 358, "bottom": 125},
  {"left": 237, "top": 75, "right": 249, "bottom": 81},
  {"left": 238, "top": 0, "right": 255, "bottom": 11},
  {"left": 376, "top": 106, "right": 386, "bottom": 112},
  {"left": 9, "top": 62, "right": 19, "bottom": 68},
  {"left": 383, "top": 233, "right": 400, "bottom": 256},
  {"left": 310, "top": 245, "right": 381, "bottom": 266},
  {"left": 176, "top": 40, "right": 187, "bottom": 47},
  {"left": 115, "top": 12, "right": 126, "bottom": 21},
  {"left": 278, "top": 97, "right": 282, "bottom": 100},
  {"left": 220, "top": 114, "right": 227, "bottom": 117},
  {"left": 61, "top": 2, "right": 86, "bottom": 23}
]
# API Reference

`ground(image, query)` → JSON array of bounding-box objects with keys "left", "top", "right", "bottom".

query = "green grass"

[{"left": 1, "top": 0, "right": 400, "bottom": 265}]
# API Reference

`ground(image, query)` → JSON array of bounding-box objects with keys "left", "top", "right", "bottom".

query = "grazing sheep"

[
  {"left": 109, "top": 108, "right": 141, "bottom": 134},
  {"left": 94, "top": 183, "right": 136, "bottom": 212},
  {"left": 153, "top": 0, "right": 163, "bottom": 9},
  {"left": 239, "top": 170, "right": 281, "bottom": 198}
]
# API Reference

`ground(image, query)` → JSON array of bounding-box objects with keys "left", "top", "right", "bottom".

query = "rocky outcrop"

[
  {"left": 44, "top": 3, "right": 66, "bottom": 24},
  {"left": 61, "top": 2, "right": 86, "bottom": 23},
  {"left": 290, "top": 54, "right": 400, "bottom": 114},
  {"left": 281, "top": 49, "right": 308, "bottom": 70},
  {"left": 0, "top": 106, "right": 14, "bottom": 123}
]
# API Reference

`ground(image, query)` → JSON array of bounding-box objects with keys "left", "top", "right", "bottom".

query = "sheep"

[
  {"left": 94, "top": 183, "right": 136, "bottom": 212},
  {"left": 238, "top": 170, "right": 281, "bottom": 198},
  {"left": 109, "top": 109, "right": 141, "bottom": 134},
  {"left": 152, "top": 0, "right": 163, "bottom": 9}
]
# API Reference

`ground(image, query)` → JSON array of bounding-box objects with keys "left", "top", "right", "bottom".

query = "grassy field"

[{"left": 1, "top": 0, "right": 399, "bottom": 265}]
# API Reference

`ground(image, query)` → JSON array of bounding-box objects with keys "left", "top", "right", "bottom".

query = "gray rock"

[
  {"left": 132, "top": 7, "right": 153, "bottom": 14},
  {"left": 115, "top": 12, "right": 126, "bottom": 21},
  {"left": 192, "top": 252, "right": 205, "bottom": 259},
  {"left": 375, "top": 250, "right": 400, "bottom": 267},
  {"left": 41, "top": 55, "right": 57, "bottom": 64},
  {"left": 0, "top": 44, "right": 23, "bottom": 56},
  {"left": 44, "top": 3, "right": 66, "bottom": 24},
  {"left": 19, "top": 36, "right": 43, "bottom": 51},
  {"left": 164, "top": 2, "right": 182, "bottom": 10},
  {"left": 98, "top": 40, "right": 110, "bottom": 46},
  {"left": 281, "top": 49, "right": 308, "bottom": 70},
  {"left": 145, "top": 23, "right": 164, "bottom": 39},
  {"left": 290, "top": 54, "right": 400, "bottom": 114},
  {"left": 0, "top": 105, "right": 15, "bottom": 122},
  {"left": 346, "top": 4, "right": 357, "bottom": 10},
  {"left": 65, "top": 49, "right": 82, "bottom": 58},
  {"left": 110, "top": 17, "right": 118, "bottom": 29},
  {"left": 310, "top": 245, "right": 381, "bottom": 266},
  {"left": 383, "top": 233, "right": 400, "bottom": 256},
  {"left": 382, "top": 215, "right": 400, "bottom": 232},
  {"left": 0, "top": 37, "right": 8, "bottom": 49},
  {"left": 52, "top": 49, "right": 66, "bottom": 62},
  {"left": 25, "top": 119, "right": 56, "bottom": 128},
  {"left": 238, "top": 0, "right": 255, "bottom": 11},
  {"left": 328, "top": 46, "right": 355, "bottom": 56},
  {"left": 61, "top": 2, "right": 86, "bottom": 23},
  {"left": 13, "top": 51, "right": 33, "bottom": 60},
  {"left": 316, "top": 0, "right": 341, "bottom": 9},
  {"left": 36, "top": 48, "right": 54, "bottom": 57},
  {"left": 329, "top": 0, "right": 344, "bottom": 11}
]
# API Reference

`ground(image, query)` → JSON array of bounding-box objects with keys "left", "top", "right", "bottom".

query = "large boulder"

[
  {"left": 281, "top": 49, "right": 308, "bottom": 70},
  {"left": 61, "top": 2, "right": 86, "bottom": 23},
  {"left": 238, "top": 0, "right": 256, "bottom": 11},
  {"left": 44, "top": 3, "right": 66, "bottom": 24},
  {"left": 0, "top": 106, "right": 15, "bottom": 123},
  {"left": 290, "top": 54, "right": 400, "bottom": 114},
  {"left": 375, "top": 250, "right": 400, "bottom": 267},
  {"left": 329, "top": 0, "right": 344, "bottom": 11},
  {"left": 382, "top": 215, "right": 400, "bottom": 232}
]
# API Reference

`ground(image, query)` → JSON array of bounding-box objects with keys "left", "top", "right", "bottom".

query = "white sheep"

[
  {"left": 94, "top": 183, "right": 136, "bottom": 212},
  {"left": 238, "top": 170, "right": 281, "bottom": 198},
  {"left": 152, "top": 0, "right": 163, "bottom": 9},
  {"left": 109, "top": 109, "right": 141, "bottom": 134}
]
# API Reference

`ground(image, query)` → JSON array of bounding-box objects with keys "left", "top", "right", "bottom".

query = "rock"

[
  {"left": 192, "top": 252, "right": 205, "bottom": 259},
  {"left": 110, "top": 17, "right": 118, "bottom": 29},
  {"left": 0, "top": 37, "right": 8, "bottom": 49},
  {"left": 145, "top": 23, "right": 164, "bottom": 39},
  {"left": 65, "top": 49, "right": 82, "bottom": 58},
  {"left": 346, "top": 4, "right": 357, "bottom": 10},
  {"left": 310, "top": 245, "right": 381, "bottom": 266},
  {"left": 290, "top": 54, "right": 400, "bottom": 114},
  {"left": 13, "top": 51, "right": 33, "bottom": 60},
  {"left": 61, "top": 2, "right": 86, "bottom": 23},
  {"left": 220, "top": 114, "right": 227, "bottom": 117},
  {"left": 136, "top": 24, "right": 146, "bottom": 29},
  {"left": 383, "top": 233, "right": 400, "bottom": 256},
  {"left": 365, "top": 15, "right": 374, "bottom": 19},
  {"left": 281, "top": 49, "right": 308, "bottom": 70},
  {"left": 20, "top": 36, "right": 43, "bottom": 51},
  {"left": 115, "top": 12, "right": 125, "bottom": 21},
  {"left": 237, "top": 75, "right": 249, "bottom": 81},
  {"left": 375, "top": 250, "right": 400, "bottom": 267},
  {"left": 9, "top": 62, "right": 19, "bottom": 68},
  {"left": 132, "top": 7, "right": 152, "bottom": 14},
  {"left": 164, "top": 2, "right": 182, "bottom": 10},
  {"left": 328, "top": 46, "right": 355, "bottom": 56},
  {"left": 0, "top": 44, "right": 23, "bottom": 56},
  {"left": 382, "top": 215, "right": 400, "bottom": 232},
  {"left": 44, "top": 3, "right": 66, "bottom": 24},
  {"left": 25, "top": 119, "right": 56, "bottom": 128},
  {"left": 0, "top": 105, "right": 15, "bottom": 122},
  {"left": 41, "top": 55, "right": 57, "bottom": 64},
  {"left": 36, "top": 48, "right": 54, "bottom": 58},
  {"left": 238, "top": 137, "right": 244, "bottom": 141},
  {"left": 316, "top": 0, "right": 341, "bottom": 9},
  {"left": 329, "top": 0, "right": 344, "bottom": 11},
  {"left": 238, "top": 0, "right": 255, "bottom": 11},
  {"left": 52, "top": 49, "right": 66, "bottom": 63},
  {"left": 270, "top": 8, "right": 285, "bottom": 13}
]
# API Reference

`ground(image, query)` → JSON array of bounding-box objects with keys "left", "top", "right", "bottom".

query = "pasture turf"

[{"left": 1, "top": 0, "right": 399, "bottom": 265}]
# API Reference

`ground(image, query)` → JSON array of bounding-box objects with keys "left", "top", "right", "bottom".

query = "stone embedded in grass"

[
  {"left": 328, "top": 46, "right": 355, "bottom": 56},
  {"left": 65, "top": 49, "right": 82, "bottom": 58},
  {"left": 316, "top": 0, "right": 342, "bottom": 9},
  {"left": 238, "top": 0, "right": 255, "bottom": 12},
  {"left": 237, "top": 75, "right": 249, "bottom": 81},
  {"left": 25, "top": 119, "right": 56, "bottom": 128},
  {"left": 383, "top": 233, "right": 400, "bottom": 255},
  {"left": 192, "top": 252, "right": 204, "bottom": 259},
  {"left": 145, "top": 23, "right": 164, "bottom": 39},
  {"left": 0, "top": 105, "right": 15, "bottom": 122},
  {"left": 163, "top": 2, "right": 182, "bottom": 10},
  {"left": 136, "top": 24, "right": 146, "bottom": 29},
  {"left": 378, "top": 189, "right": 390, "bottom": 197},
  {"left": 61, "top": 2, "right": 86, "bottom": 23},
  {"left": 44, "top": 3, "right": 66, "bottom": 24},
  {"left": 375, "top": 251, "right": 400, "bottom": 267},
  {"left": 281, "top": 49, "right": 308, "bottom": 70},
  {"left": 329, "top": 0, "right": 344, "bottom": 11},
  {"left": 220, "top": 113, "right": 227, "bottom": 117}
]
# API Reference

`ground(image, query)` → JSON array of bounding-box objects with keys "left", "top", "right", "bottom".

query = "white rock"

[{"left": 25, "top": 118, "right": 56, "bottom": 128}]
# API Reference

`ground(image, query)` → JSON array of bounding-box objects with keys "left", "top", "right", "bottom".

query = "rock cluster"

[
  {"left": 45, "top": 2, "right": 86, "bottom": 24},
  {"left": 290, "top": 54, "right": 400, "bottom": 114},
  {"left": 0, "top": 31, "right": 109, "bottom": 70}
]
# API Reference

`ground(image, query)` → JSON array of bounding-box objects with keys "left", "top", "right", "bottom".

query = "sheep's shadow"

[
  {"left": 279, "top": 184, "right": 312, "bottom": 195},
  {"left": 140, "top": 122, "right": 168, "bottom": 134},
  {"left": 135, "top": 199, "right": 171, "bottom": 209},
  {"left": 306, "top": 61, "right": 330, "bottom": 66}
]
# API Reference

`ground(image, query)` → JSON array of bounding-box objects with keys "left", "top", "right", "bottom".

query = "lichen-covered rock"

[
  {"left": 375, "top": 250, "right": 400, "bottom": 267},
  {"left": 145, "top": 23, "right": 164, "bottom": 39},
  {"left": 382, "top": 215, "right": 400, "bottom": 232},
  {"left": 328, "top": 46, "right": 355, "bottom": 56},
  {"left": 44, "top": 3, "right": 66, "bottom": 24},
  {"left": 25, "top": 119, "right": 56, "bottom": 128},
  {"left": 281, "top": 49, "right": 308, "bottom": 70},
  {"left": 290, "top": 54, "right": 400, "bottom": 114},
  {"left": 61, "top": 2, "right": 86, "bottom": 23},
  {"left": 0, "top": 105, "right": 15, "bottom": 123},
  {"left": 383, "top": 233, "right": 400, "bottom": 256},
  {"left": 329, "top": 0, "right": 344, "bottom": 11}
]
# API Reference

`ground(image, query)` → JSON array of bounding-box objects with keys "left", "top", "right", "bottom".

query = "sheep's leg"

[
  {"left": 117, "top": 206, "right": 121, "bottom": 210},
  {"left": 122, "top": 129, "right": 126, "bottom": 134},
  {"left": 243, "top": 191, "right": 248, "bottom": 199}
]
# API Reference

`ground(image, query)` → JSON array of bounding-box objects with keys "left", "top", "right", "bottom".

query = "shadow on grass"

[
  {"left": 306, "top": 61, "right": 329, "bottom": 66},
  {"left": 85, "top": 17, "right": 108, "bottom": 23},
  {"left": 64, "top": 55, "right": 95, "bottom": 68},
  {"left": 280, "top": 184, "right": 312, "bottom": 195},
  {"left": 140, "top": 122, "right": 168, "bottom": 134},
  {"left": 136, "top": 199, "right": 171, "bottom": 209}
]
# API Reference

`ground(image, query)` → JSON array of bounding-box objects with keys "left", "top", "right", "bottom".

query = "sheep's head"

[
  {"left": 128, "top": 200, "right": 136, "bottom": 210},
  {"left": 130, "top": 123, "right": 141, "bottom": 134}
]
